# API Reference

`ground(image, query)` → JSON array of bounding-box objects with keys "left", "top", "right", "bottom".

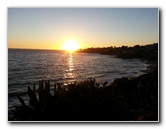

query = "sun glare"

[{"left": 62, "top": 40, "right": 80, "bottom": 52}]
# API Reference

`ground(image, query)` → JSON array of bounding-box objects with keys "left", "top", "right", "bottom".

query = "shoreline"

[{"left": 8, "top": 43, "right": 158, "bottom": 121}]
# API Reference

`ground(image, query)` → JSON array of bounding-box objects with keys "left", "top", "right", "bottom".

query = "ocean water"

[{"left": 8, "top": 49, "right": 149, "bottom": 108}]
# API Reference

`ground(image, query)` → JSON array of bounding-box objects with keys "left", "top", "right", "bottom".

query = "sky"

[{"left": 8, "top": 8, "right": 158, "bottom": 50}]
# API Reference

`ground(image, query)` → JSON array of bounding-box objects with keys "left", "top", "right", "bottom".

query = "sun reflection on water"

[
  {"left": 64, "top": 52, "right": 75, "bottom": 82},
  {"left": 68, "top": 53, "right": 74, "bottom": 72}
]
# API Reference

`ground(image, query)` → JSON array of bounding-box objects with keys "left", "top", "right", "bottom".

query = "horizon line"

[{"left": 8, "top": 42, "right": 158, "bottom": 51}]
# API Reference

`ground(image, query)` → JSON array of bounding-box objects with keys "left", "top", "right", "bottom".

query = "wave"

[{"left": 8, "top": 90, "right": 28, "bottom": 97}]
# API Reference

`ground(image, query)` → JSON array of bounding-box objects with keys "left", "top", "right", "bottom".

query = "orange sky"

[{"left": 8, "top": 8, "right": 158, "bottom": 50}]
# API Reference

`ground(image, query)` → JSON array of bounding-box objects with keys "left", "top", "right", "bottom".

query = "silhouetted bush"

[{"left": 9, "top": 66, "right": 158, "bottom": 121}]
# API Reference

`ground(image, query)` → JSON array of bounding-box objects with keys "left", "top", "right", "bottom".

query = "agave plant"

[{"left": 13, "top": 79, "right": 99, "bottom": 121}]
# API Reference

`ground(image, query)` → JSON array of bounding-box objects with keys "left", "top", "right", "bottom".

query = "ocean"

[{"left": 8, "top": 49, "right": 149, "bottom": 108}]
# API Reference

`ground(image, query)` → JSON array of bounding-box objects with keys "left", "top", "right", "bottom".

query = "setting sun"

[{"left": 62, "top": 40, "right": 80, "bottom": 51}]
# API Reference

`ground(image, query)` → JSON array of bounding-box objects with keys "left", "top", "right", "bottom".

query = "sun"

[{"left": 62, "top": 40, "right": 80, "bottom": 52}]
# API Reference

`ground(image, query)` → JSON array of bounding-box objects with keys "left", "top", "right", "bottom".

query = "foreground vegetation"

[{"left": 9, "top": 66, "right": 158, "bottom": 121}]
